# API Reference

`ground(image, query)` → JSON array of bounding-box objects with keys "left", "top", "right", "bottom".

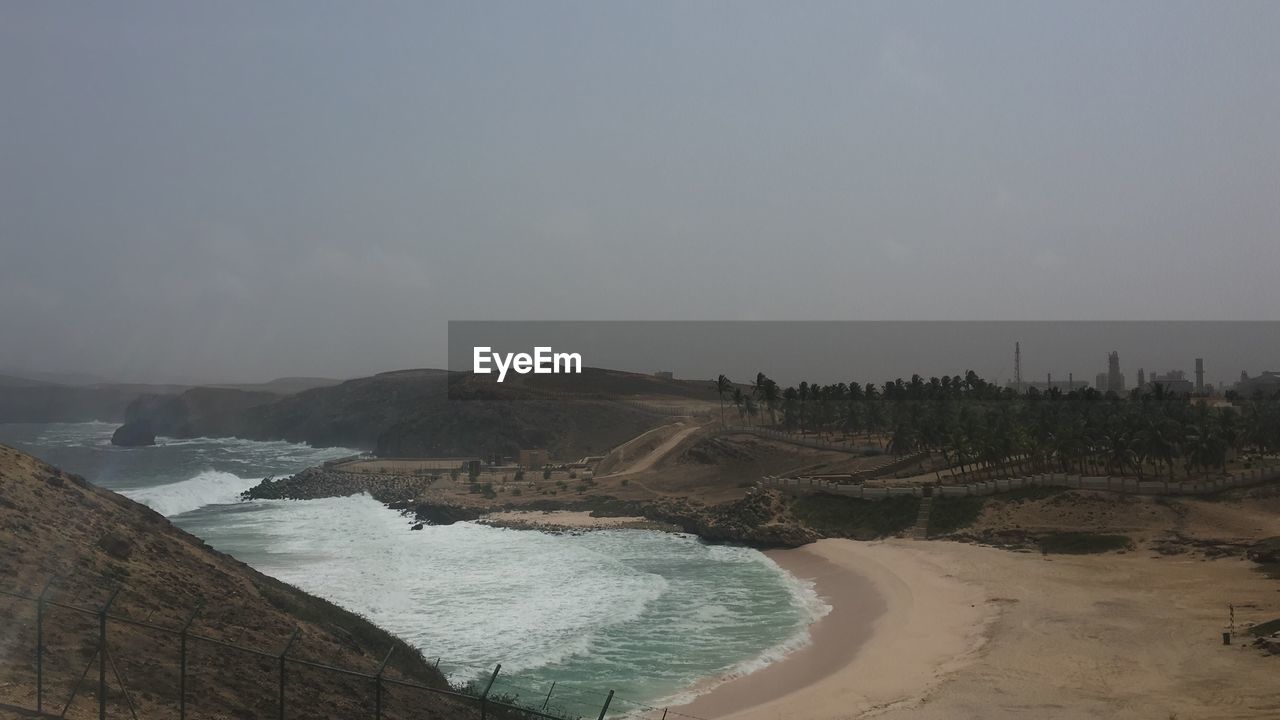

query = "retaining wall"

[{"left": 761, "top": 466, "right": 1280, "bottom": 500}]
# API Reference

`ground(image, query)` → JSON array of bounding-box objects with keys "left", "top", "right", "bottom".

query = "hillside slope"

[
  {"left": 0, "top": 445, "right": 478, "bottom": 719},
  {"left": 116, "top": 368, "right": 714, "bottom": 458}
]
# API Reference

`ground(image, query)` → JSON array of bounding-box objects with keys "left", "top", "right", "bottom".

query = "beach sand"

[
  {"left": 478, "top": 509, "right": 668, "bottom": 531},
  {"left": 680, "top": 539, "right": 1280, "bottom": 720}
]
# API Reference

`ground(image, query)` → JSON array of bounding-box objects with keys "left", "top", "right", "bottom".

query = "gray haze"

[{"left": 2, "top": 2, "right": 1278, "bottom": 383}]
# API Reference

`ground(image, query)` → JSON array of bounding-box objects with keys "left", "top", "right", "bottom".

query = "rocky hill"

[
  {"left": 0, "top": 445, "right": 481, "bottom": 719},
  {"left": 0, "top": 384, "right": 160, "bottom": 424},
  {"left": 0, "top": 375, "right": 341, "bottom": 426},
  {"left": 113, "top": 368, "right": 714, "bottom": 459},
  {"left": 113, "top": 387, "right": 283, "bottom": 445}
]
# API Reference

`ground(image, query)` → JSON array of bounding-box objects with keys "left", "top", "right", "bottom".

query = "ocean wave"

[
  {"left": 651, "top": 555, "right": 832, "bottom": 708},
  {"left": 123, "top": 470, "right": 260, "bottom": 517}
]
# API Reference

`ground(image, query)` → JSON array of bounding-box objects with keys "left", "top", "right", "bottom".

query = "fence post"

[
  {"left": 99, "top": 586, "right": 122, "bottom": 720},
  {"left": 278, "top": 627, "right": 301, "bottom": 720},
  {"left": 178, "top": 604, "right": 203, "bottom": 720},
  {"left": 373, "top": 645, "right": 394, "bottom": 720},
  {"left": 596, "top": 689, "right": 614, "bottom": 720},
  {"left": 479, "top": 663, "right": 501, "bottom": 720},
  {"left": 35, "top": 576, "right": 57, "bottom": 713},
  {"left": 540, "top": 681, "right": 556, "bottom": 712}
]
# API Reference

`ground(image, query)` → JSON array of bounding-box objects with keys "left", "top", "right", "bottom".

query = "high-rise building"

[
  {"left": 1195, "top": 358, "right": 1204, "bottom": 393},
  {"left": 1106, "top": 351, "right": 1125, "bottom": 394},
  {"left": 1137, "top": 368, "right": 1146, "bottom": 388},
  {"left": 1095, "top": 372, "right": 1108, "bottom": 392}
]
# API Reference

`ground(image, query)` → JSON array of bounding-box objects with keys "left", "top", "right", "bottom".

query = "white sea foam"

[
  {"left": 123, "top": 470, "right": 259, "bottom": 516},
  {"left": 7, "top": 422, "right": 832, "bottom": 713},
  {"left": 650, "top": 554, "right": 832, "bottom": 708},
  {"left": 219, "top": 496, "right": 674, "bottom": 679}
]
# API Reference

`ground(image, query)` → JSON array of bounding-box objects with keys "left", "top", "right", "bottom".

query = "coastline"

[
  {"left": 681, "top": 538, "right": 1280, "bottom": 720},
  {"left": 678, "top": 539, "right": 992, "bottom": 720}
]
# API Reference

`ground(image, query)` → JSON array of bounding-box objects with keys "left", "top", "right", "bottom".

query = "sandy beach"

[
  {"left": 681, "top": 539, "right": 1280, "bottom": 720},
  {"left": 478, "top": 509, "right": 672, "bottom": 531}
]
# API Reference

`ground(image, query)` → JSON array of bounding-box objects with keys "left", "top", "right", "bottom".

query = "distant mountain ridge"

[
  {"left": 0, "top": 374, "right": 343, "bottom": 424},
  {"left": 112, "top": 367, "right": 718, "bottom": 459}
]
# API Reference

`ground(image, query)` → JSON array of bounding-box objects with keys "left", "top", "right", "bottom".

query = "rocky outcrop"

[
  {"left": 111, "top": 421, "right": 155, "bottom": 447},
  {"left": 387, "top": 500, "right": 485, "bottom": 526},
  {"left": 1247, "top": 537, "right": 1280, "bottom": 564},
  {"left": 634, "top": 490, "right": 819, "bottom": 548},
  {"left": 243, "top": 467, "right": 432, "bottom": 504},
  {"left": 121, "top": 387, "right": 280, "bottom": 440}
]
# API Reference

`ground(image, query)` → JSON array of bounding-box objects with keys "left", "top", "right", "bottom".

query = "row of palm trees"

[{"left": 714, "top": 371, "right": 1280, "bottom": 480}]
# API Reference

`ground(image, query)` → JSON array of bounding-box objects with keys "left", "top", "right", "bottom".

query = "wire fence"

[{"left": 0, "top": 580, "right": 712, "bottom": 720}]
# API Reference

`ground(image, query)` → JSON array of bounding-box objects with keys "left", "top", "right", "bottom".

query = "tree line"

[{"left": 714, "top": 371, "right": 1280, "bottom": 480}]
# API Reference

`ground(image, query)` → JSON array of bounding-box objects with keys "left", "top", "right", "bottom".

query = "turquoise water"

[{"left": 0, "top": 422, "right": 826, "bottom": 717}]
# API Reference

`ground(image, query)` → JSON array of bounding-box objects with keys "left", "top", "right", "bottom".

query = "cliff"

[
  {"left": 0, "top": 444, "right": 479, "bottom": 719},
  {"left": 112, "top": 386, "right": 280, "bottom": 443}
]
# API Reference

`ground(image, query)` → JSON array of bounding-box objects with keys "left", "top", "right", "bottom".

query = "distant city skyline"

[{"left": 448, "top": 322, "right": 1280, "bottom": 392}]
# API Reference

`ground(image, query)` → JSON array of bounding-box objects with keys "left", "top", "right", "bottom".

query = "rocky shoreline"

[{"left": 241, "top": 466, "right": 818, "bottom": 549}]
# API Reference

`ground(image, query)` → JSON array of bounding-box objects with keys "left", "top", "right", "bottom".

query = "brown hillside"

[{"left": 0, "top": 445, "right": 479, "bottom": 719}]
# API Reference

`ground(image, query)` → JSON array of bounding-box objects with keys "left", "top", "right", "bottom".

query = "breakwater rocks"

[
  {"left": 111, "top": 421, "right": 155, "bottom": 447},
  {"left": 242, "top": 467, "right": 432, "bottom": 504},
  {"left": 635, "top": 490, "right": 819, "bottom": 548},
  {"left": 243, "top": 466, "right": 816, "bottom": 547},
  {"left": 386, "top": 500, "right": 485, "bottom": 526}
]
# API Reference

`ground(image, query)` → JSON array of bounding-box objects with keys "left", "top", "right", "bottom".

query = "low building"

[
  {"left": 518, "top": 449, "right": 551, "bottom": 468},
  {"left": 654, "top": 371, "right": 674, "bottom": 380},
  {"left": 1149, "top": 370, "right": 1194, "bottom": 394},
  {"left": 1236, "top": 371, "right": 1280, "bottom": 397}
]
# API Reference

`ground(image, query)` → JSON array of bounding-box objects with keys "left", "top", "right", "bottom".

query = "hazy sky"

[{"left": 2, "top": 2, "right": 1278, "bottom": 383}]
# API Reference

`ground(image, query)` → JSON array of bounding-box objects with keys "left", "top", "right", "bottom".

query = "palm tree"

[
  {"left": 732, "top": 387, "right": 745, "bottom": 424},
  {"left": 715, "top": 375, "right": 733, "bottom": 427}
]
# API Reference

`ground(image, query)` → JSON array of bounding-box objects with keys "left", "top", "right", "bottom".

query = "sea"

[{"left": 0, "top": 422, "right": 827, "bottom": 717}]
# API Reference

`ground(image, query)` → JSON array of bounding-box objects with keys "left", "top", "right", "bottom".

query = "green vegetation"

[
  {"left": 928, "top": 496, "right": 985, "bottom": 537},
  {"left": 717, "top": 370, "right": 1280, "bottom": 479},
  {"left": 1037, "top": 532, "right": 1133, "bottom": 554},
  {"left": 790, "top": 493, "right": 919, "bottom": 540}
]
